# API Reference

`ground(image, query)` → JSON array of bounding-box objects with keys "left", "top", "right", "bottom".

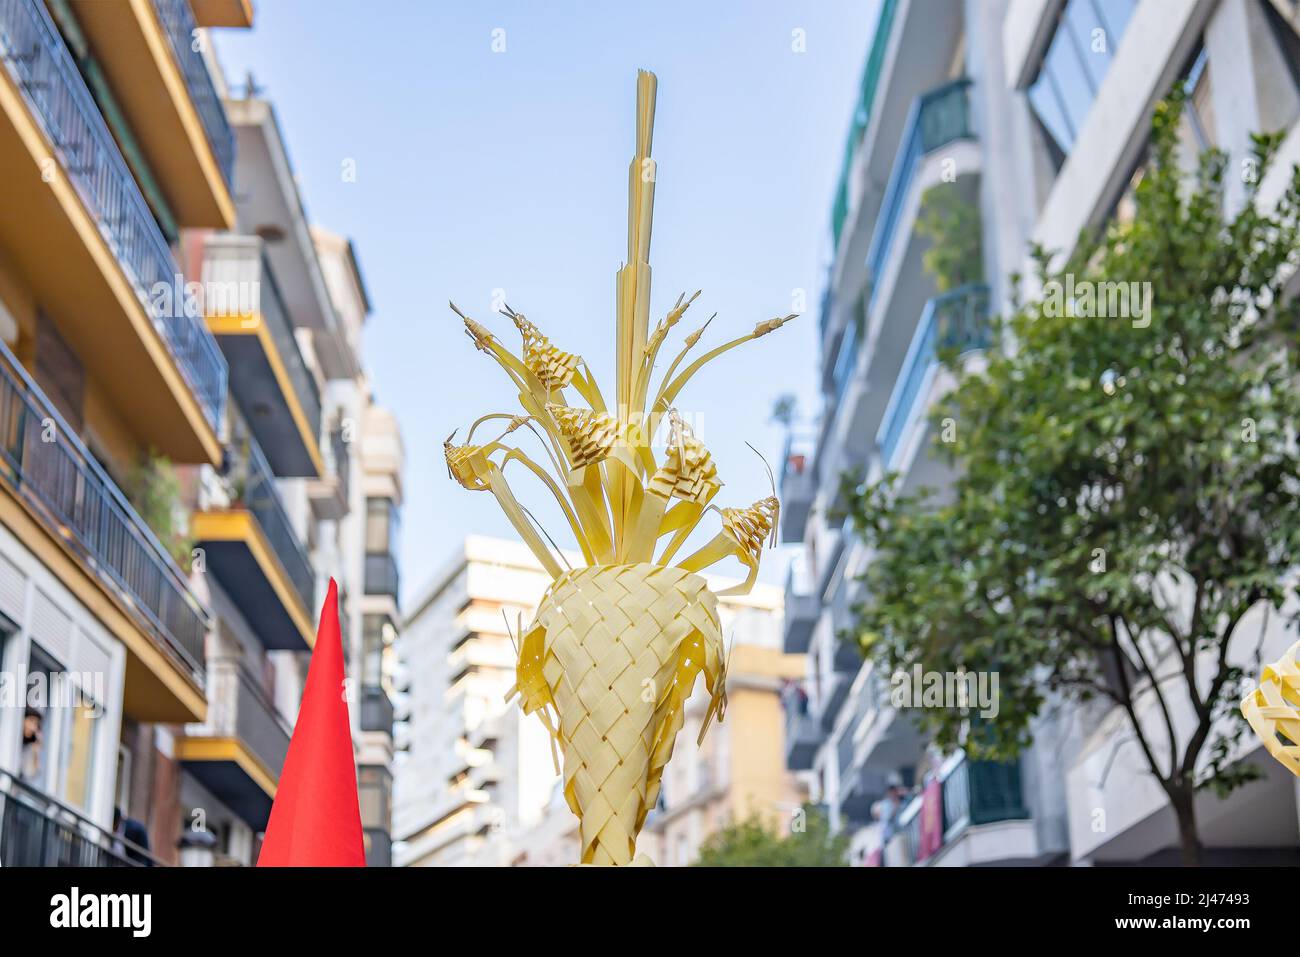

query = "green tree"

[
  {"left": 123, "top": 449, "right": 193, "bottom": 569},
  {"left": 842, "top": 93, "right": 1300, "bottom": 866},
  {"left": 693, "top": 804, "right": 848, "bottom": 867},
  {"left": 915, "top": 182, "right": 983, "bottom": 292}
]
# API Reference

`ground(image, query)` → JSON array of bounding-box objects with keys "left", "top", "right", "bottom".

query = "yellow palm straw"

[
  {"left": 1242, "top": 640, "right": 1300, "bottom": 778},
  {"left": 446, "top": 70, "right": 795, "bottom": 865}
]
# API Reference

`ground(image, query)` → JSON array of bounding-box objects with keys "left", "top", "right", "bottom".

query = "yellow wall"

[
  {"left": 0, "top": 244, "right": 142, "bottom": 478},
  {"left": 726, "top": 646, "right": 806, "bottom": 828}
]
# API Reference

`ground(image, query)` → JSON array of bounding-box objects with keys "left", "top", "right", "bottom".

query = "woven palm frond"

[
  {"left": 450, "top": 71, "right": 794, "bottom": 864},
  {"left": 514, "top": 563, "right": 724, "bottom": 866},
  {"left": 444, "top": 436, "right": 493, "bottom": 491},
  {"left": 548, "top": 403, "right": 619, "bottom": 468},
  {"left": 647, "top": 413, "right": 721, "bottom": 504},
  {"left": 527, "top": 340, "right": 581, "bottom": 392},
  {"left": 1242, "top": 640, "right": 1300, "bottom": 778},
  {"left": 722, "top": 494, "right": 780, "bottom": 559}
]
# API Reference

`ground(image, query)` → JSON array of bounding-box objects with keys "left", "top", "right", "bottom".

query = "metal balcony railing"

[
  {"left": 328, "top": 422, "right": 351, "bottom": 496},
  {"left": 876, "top": 283, "right": 990, "bottom": 471},
  {"left": 230, "top": 435, "right": 315, "bottom": 615},
  {"left": 864, "top": 78, "right": 975, "bottom": 313},
  {"left": 151, "top": 0, "right": 236, "bottom": 185},
  {"left": 830, "top": 0, "right": 899, "bottom": 250},
  {"left": 784, "top": 706, "right": 821, "bottom": 772},
  {"left": 893, "top": 752, "right": 1029, "bottom": 865},
  {"left": 360, "top": 684, "right": 394, "bottom": 734},
  {"left": 201, "top": 235, "right": 323, "bottom": 444},
  {"left": 0, "top": 770, "right": 163, "bottom": 866},
  {"left": 0, "top": 338, "right": 209, "bottom": 676},
  {"left": 942, "top": 752, "right": 1028, "bottom": 834},
  {"left": 232, "top": 666, "right": 290, "bottom": 779},
  {"left": 0, "top": 0, "right": 227, "bottom": 428},
  {"left": 365, "top": 552, "right": 400, "bottom": 599}
]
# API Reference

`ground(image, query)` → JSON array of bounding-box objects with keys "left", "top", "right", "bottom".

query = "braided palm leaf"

[{"left": 449, "top": 71, "right": 794, "bottom": 864}]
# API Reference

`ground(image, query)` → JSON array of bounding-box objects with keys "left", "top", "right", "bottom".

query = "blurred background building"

[
  {"left": 0, "top": 0, "right": 403, "bottom": 866},
  {"left": 780, "top": 0, "right": 1300, "bottom": 866}
]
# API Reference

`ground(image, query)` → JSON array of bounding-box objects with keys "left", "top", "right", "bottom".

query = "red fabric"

[
  {"left": 257, "top": 579, "right": 365, "bottom": 866},
  {"left": 916, "top": 777, "right": 944, "bottom": 863}
]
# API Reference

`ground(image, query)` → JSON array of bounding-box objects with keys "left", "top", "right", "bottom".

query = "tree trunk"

[{"left": 1168, "top": 785, "right": 1201, "bottom": 866}]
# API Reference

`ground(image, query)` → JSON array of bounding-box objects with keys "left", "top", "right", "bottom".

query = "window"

[
  {"left": 21, "top": 645, "right": 100, "bottom": 811},
  {"left": 362, "top": 614, "right": 396, "bottom": 688},
  {"left": 1027, "top": 0, "right": 1137, "bottom": 157},
  {"left": 365, "top": 497, "right": 400, "bottom": 556}
]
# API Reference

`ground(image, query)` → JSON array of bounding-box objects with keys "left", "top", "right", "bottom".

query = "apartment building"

[
  {"left": 174, "top": 94, "right": 404, "bottom": 866},
  {"left": 0, "top": 0, "right": 248, "bottom": 865},
  {"left": 0, "top": 0, "right": 403, "bottom": 867},
  {"left": 782, "top": 0, "right": 1300, "bottom": 866}
]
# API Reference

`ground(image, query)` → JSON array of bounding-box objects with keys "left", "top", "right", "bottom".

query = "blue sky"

[{"left": 213, "top": 0, "right": 878, "bottom": 599}]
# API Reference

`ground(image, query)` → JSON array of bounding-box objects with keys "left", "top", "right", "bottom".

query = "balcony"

[
  {"left": 307, "top": 419, "right": 351, "bottom": 520},
  {"left": 177, "top": 662, "right": 291, "bottom": 829},
  {"left": 201, "top": 234, "right": 324, "bottom": 477},
  {"left": 782, "top": 563, "right": 818, "bottom": 654},
  {"left": 876, "top": 283, "right": 990, "bottom": 472},
  {"left": 360, "top": 684, "right": 394, "bottom": 735},
  {"left": 0, "top": 0, "right": 227, "bottom": 463},
  {"left": 892, "top": 753, "right": 1032, "bottom": 866},
  {"left": 365, "top": 551, "right": 400, "bottom": 599},
  {"left": 191, "top": 0, "right": 254, "bottom": 29},
  {"left": 829, "top": 0, "right": 899, "bottom": 251},
  {"left": 68, "top": 0, "right": 236, "bottom": 227},
  {"left": 813, "top": 668, "right": 853, "bottom": 731},
  {"left": 192, "top": 437, "right": 315, "bottom": 650},
  {"left": 784, "top": 703, "right": 822, "bottom": 772},
  {"left": 0, "top": 338, "right": 210, "bottom": 720},
  {"left": 779, "top": 430, "right": 816, "bottom": 543},
  {"left": 0, "top": 771, "right": 162, "bottom": 866},
  {"left": 864, "top": 78, "right": 975, "bottom": 314}
]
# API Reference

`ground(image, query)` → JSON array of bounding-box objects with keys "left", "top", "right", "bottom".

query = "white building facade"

[{"left": 782, "top": 0, "right": 1300, "bottom": 866}]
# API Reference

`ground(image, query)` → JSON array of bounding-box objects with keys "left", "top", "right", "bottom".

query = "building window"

[
  {"left": 365, "top": 497, "right": 400, "bottom": 556},
  {"left": 1027, "top": 0, "right": 1137, "bottom": 157},
  {"left": 21, "top": 645, "right": 99, "bottom": 811},
  {"left": 362, "top": 613, "right": 396, "bottom": 688}
]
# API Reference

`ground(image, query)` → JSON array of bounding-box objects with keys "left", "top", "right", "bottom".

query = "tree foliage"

[
  {"left": 841, "top": 92, "right": 1300, "bottom": 865},
  {"left": 693, "top": 805, "right": 848, "bottom": 867}
]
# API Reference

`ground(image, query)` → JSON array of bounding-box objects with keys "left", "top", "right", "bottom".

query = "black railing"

[
  {"left": 329, "top": 425, "right": 351, "bottom": 501},
  {"left": 364, "top": 552, "right": 399, "bottom": 599},
  {"left": 360, "top": 684, "right": 394, "bottom": 734},
  {"left": 0, "top": 0, "right": 227, "bottom": 428},
  {"left": 150, "top": 0, "right": 236, "bottom": 186},
  {"left": 0, "top": 771, "right": 162, "bottom": 867},
  {"left": 200, "top": 236, "right": 323, "bottom": 446},
  {"left": 0, "top": 339, "right": 208, "bottom": 676},
  {"left": 234, "top": 436, "right": 315, "bottom": 615},
  {"left": 864, "top": 78, "right": 975, "bottom": 313},
  {"left": 876, "top": 283, "right": 991, "bottom": 470},
  {"left": 234, "top": 666, "right": 290, "bottom": 779}
]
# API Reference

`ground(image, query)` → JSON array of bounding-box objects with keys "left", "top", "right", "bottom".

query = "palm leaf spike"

[{"left": 447, "top": 71, "right": 798, "bottom": 864}]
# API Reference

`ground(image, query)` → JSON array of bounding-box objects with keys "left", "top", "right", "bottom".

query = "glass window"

[
  {"left": 365, "top": 497, "right": 399, "bottom": 554},
  {"left": 1028, "top": 0, "right": 1136, "bottom": 157},
  {"left": 20, "top": 646, "right": 99, "bottom": 811},
  {"left": 1062, "top": 0, "right": 1113, "bottom": 90}
]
